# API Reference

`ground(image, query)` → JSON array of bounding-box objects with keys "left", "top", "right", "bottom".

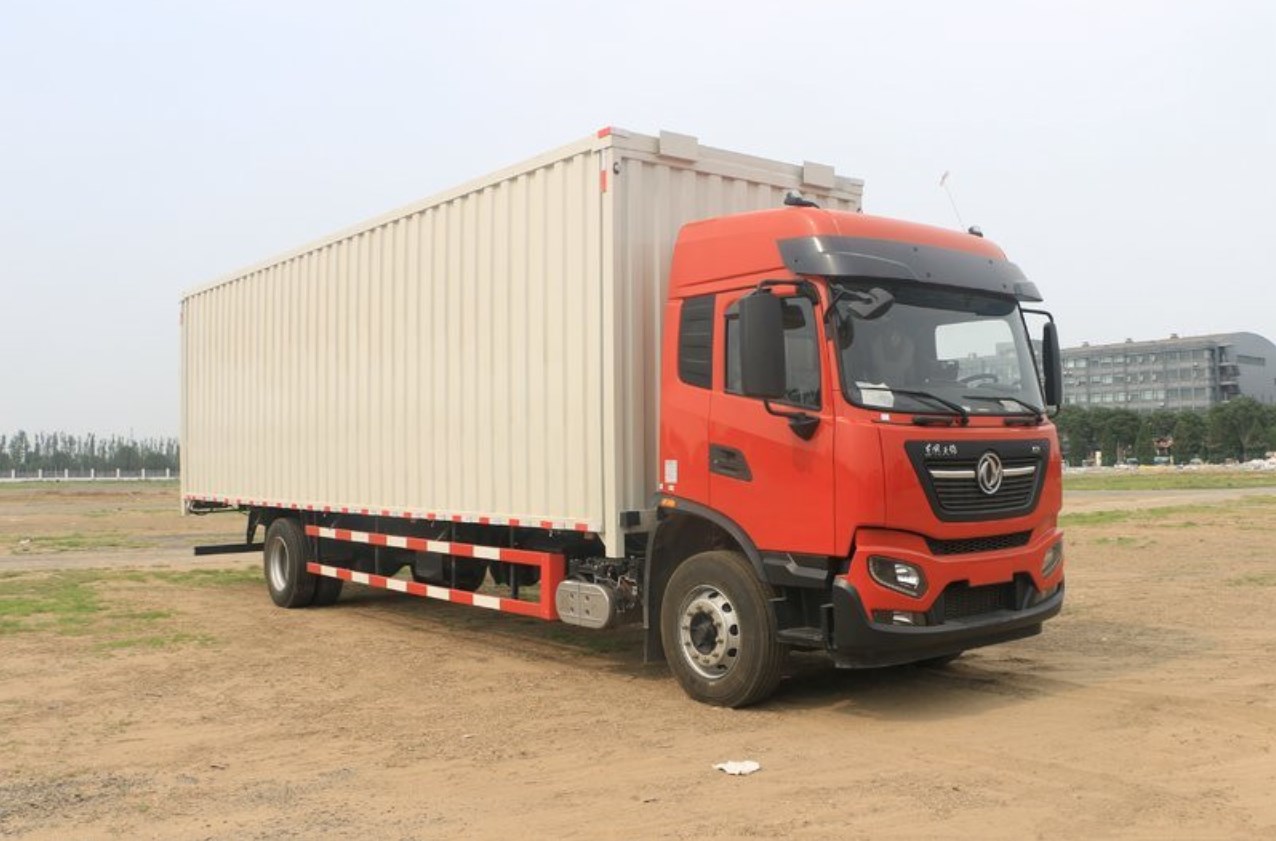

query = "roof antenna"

[
  {"left": 784, "top": 191, "right": 820, "bottom": 209},
  {"left": 938, "top": 171, "right": 966, "bottom": 229}
]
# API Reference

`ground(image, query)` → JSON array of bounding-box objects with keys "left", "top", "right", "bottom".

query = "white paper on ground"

[{"left": 713, "top": 760, "right": 761, "bottom": 776}]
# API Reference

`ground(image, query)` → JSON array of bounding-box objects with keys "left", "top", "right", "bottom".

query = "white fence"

[{"left": 0, "top": 468, "right": 176, "bottom": 483}]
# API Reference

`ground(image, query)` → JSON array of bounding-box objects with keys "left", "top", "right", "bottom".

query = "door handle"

[{"left": 709, "top": 444, "right": 753, "bottom": 482}]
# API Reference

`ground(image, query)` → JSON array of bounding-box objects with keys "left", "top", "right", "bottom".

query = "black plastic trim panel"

[
  {"left": 905, "top": 439, "right": 1050, "bottom": 522},
  {"left": 778, "top": 236, "right": 1041, "bottom": 301}
]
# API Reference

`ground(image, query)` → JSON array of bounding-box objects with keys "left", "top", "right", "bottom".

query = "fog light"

[
  {"left": 1028, "top": 583, "right": 1060, "bottom": 606},
  {"left": 1042, "top": 541, "right": 1064, "bottom": 578},
  {"left": 872, "top": 610, "right": 929, "bottom": 626},
  {"left": 868, "top": 556, "right": 928, "bottom": 598}
]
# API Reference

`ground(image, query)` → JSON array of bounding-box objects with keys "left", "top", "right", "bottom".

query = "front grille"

[
  {"left": 926, "top": 531, "right": 1031, "bottom": 556},
  {"left": 941, "top": 582, "right": 1015, "bottom": 621},
  {"left": 906, "top": 439, "right": 1050, "bottom": 522},
  {"left": 930, "top": 457, "right": 1038, "bottom": 514}
]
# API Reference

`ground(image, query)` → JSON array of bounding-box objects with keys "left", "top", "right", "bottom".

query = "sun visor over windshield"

[{"left": 778, "top": 236, "right": 1042, "bottom": 302}]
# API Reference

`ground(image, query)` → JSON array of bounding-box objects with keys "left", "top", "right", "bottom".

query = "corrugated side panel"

[
  {"left": 183, "top": 143, "right": 606, "bottom": 535},
  {"left": 603, "top": 133, "right": 863, "bottom": 528}
]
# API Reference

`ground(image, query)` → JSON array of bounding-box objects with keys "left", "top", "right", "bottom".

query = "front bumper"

[
  {"left": 824, "top": 524, "right": 1066, "bottom": 668},
  {"left": 828, "top": 577, "right": 1064, "bottom": 668}
]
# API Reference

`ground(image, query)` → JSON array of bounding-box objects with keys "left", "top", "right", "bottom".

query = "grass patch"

[
  {"left": 94, "top": 632, "right": 214, "bottom": 651},
  {"left": 1227, "top": 572, "right": 1276, "bottom": 588},
  {"left": 0, "top": 566, "right": 253, "bottom": 645},
  {"left": 149, "top": 566, "right": 259, "bottom": 587},
  {"left": 10, "top": 532, "right": 149, "bottom": 554},
  {"left": 0, "top": 480, "right": 179, "bottom": 493},
  {"left": 1061, "top": 495, "right": 1276, "bottom": 528},
  {"left": 1064, "top": 471, "right": 1276, "bottom": 492},
  {"left": 1092, "top": 536, "right": 1146, "bottom": 547},
  {"left": 1061, "top": 510, "right": 1134, "bottom": 527},
  {"left": 109, "top": 609, "right": 174, "bottom": 622},
  {"left": 0, "top": 572, "right": 105, "bottom": 632},
  {"left": 83, "top": 506, "right": 182, "bottom": 518}
]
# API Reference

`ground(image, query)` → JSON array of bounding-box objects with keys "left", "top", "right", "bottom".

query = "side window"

[
  {"left": 725, "top": 296, "right": 821, "bottom": 409},
  {"left": 678, "top": 294, "right": 715, "bottom": 389}
]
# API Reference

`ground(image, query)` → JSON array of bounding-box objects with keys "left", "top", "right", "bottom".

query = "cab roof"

[{"left": 669, "top": 207, "right": 1036, "bottom": 301}]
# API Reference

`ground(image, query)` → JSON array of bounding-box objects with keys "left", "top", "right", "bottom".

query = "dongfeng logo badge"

[{"left": 976, "top": 451, "right": 1003, "bottom": 495}]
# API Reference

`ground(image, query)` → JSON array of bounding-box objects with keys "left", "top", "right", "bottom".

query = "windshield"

[{"left": 833, "top": 280, "right": 1045, "bottom": 415}]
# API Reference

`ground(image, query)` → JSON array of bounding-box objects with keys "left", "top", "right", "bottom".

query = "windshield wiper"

[
  {"left": 873, "top": 388, "right": 970, "bottom": 425},
  {"left": 962, "top": 394, "right": 1044, "bottom": 424}
]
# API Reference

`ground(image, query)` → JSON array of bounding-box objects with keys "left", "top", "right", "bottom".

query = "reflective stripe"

[{"left": 181, "top": 494, "right": 599, "bottom": 533}]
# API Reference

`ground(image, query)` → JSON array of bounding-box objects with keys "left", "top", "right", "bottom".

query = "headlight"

[
  {"left": 1042, "top": 541, "right": 1064, "bottom": 578},
  {"left": 868, "top": 556, "right": 928, "bottom": 598}
]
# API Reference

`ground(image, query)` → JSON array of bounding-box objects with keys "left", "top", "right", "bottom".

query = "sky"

[{"left": 0, "top": 1, "right": 1272, "bottom": 437}]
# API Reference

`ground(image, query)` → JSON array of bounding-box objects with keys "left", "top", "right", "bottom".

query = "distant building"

[
  {"left": 951, "top": 339, "right": 1040, "bottom": 386},
  {"left": 1061, "top": 332, "right": 1276, "bottom": 411}
]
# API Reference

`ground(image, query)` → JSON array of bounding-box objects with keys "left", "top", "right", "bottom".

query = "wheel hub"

[
  {"left": 267, "top": 538, "right": 289, "bottom": 592},
  {"left": 678, "top": 586, "right": 742, "bottom": 680}
]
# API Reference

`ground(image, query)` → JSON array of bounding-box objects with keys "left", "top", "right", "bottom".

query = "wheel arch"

[{"left": 642, "top": 498, "right": 764, "bottom": 663}]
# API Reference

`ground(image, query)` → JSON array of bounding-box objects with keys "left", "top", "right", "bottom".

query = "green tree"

[
  {"left": 8, "top": 430, "right": 29, "bottom": 468},
  {"left": 1243, "top": 420, "right": 1268, "bottom": 461},
  {"left": 1053, "top": 406, "right": 1096, "bottom": 465},
  {"left": 1104, "top": 409, "right": 1141, "bottom": 462},
  {"left": 1207, "top": 397, "right": 1265, "bottom": 461},
  {"left": 1172, "top": 412, "right": 1206, "bottom": 462},
  {"left": 1134, "top": 420, "right": 1156, "bottom": 464}
]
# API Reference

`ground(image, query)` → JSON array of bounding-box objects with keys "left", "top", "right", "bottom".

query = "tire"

[
  {"left": 411, "top": 552, "right": 488, "bottom": 593},
  {"left": 660, "top": 550, "right": 786, "bottom": 708},
  {"left": 311, "top": 575, "right": 344, "bottom": 606},
  {"left": 263, "top": 518, "right": 317, "bottom": 608},
  {"left": 450, "top": 558, "right": 488, "bottom": 592}
]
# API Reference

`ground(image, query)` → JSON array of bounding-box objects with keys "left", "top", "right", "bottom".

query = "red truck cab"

[{"left": 649, "top": 205, "right": 1065, "bottom": 705}]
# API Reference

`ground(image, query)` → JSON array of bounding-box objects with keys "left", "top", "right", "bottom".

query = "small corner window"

[{"left": 677, "top": 294, "right": 715, "bottom": 389}]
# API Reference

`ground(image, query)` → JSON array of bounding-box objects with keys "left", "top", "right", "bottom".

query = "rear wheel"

[
  {"left": 411, "top": 552, "right": 488, "bottom": 592},
  {"left": 264, "top": 518, "right": 317, "bottom": 608},
  {"left": 660, "top": 550, "right": 786, "bottom": 708},
  {"left": 311, "top": 575, "right": 344, "bottom": 606}
]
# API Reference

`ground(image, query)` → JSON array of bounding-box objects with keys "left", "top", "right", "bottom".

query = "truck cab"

[{"left": 650, "top": 206, "right": 1065, "bottom": 705}]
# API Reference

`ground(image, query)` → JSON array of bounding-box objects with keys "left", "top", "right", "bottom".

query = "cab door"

[{"left": 708, "top": 289, "right": 836, "bottom": 555}]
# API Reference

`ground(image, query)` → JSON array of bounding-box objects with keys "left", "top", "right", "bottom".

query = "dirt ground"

[{"left": 2, "top": 482, "right": 1275, "bottom": 839}]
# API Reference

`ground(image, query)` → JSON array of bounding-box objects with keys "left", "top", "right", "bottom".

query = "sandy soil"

[{"left": 1, "top": 484, "right": 1275, "bottom": 839}]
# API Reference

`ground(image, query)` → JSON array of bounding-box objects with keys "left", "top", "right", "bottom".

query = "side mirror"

[
  {"left": 739, "top": 292, "right": 786, "bottom": 399},
  {"left": 1042, "top": 320, "right": 1062, "bottom": 409}
]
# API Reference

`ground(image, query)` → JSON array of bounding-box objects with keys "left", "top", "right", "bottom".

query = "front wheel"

[{"left": 660, "top": 550, "right": 786, "bottom": 708}]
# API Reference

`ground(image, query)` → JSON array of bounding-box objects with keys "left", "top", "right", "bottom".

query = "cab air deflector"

[{"left": 777, "top": 236, "right": 1042, "bottom": 302}]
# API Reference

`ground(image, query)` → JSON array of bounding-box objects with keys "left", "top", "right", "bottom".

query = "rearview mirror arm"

[{"left": 762, "top": 400, "right": 820, "bottom": 441}]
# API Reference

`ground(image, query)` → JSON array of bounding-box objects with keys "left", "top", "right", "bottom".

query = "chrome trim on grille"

[
  {"left": 927, "top": 465, "right": 1035, "bottom": 480},
  {"left": 929, "top": 468, "right": 976, "bottom": 479}
]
